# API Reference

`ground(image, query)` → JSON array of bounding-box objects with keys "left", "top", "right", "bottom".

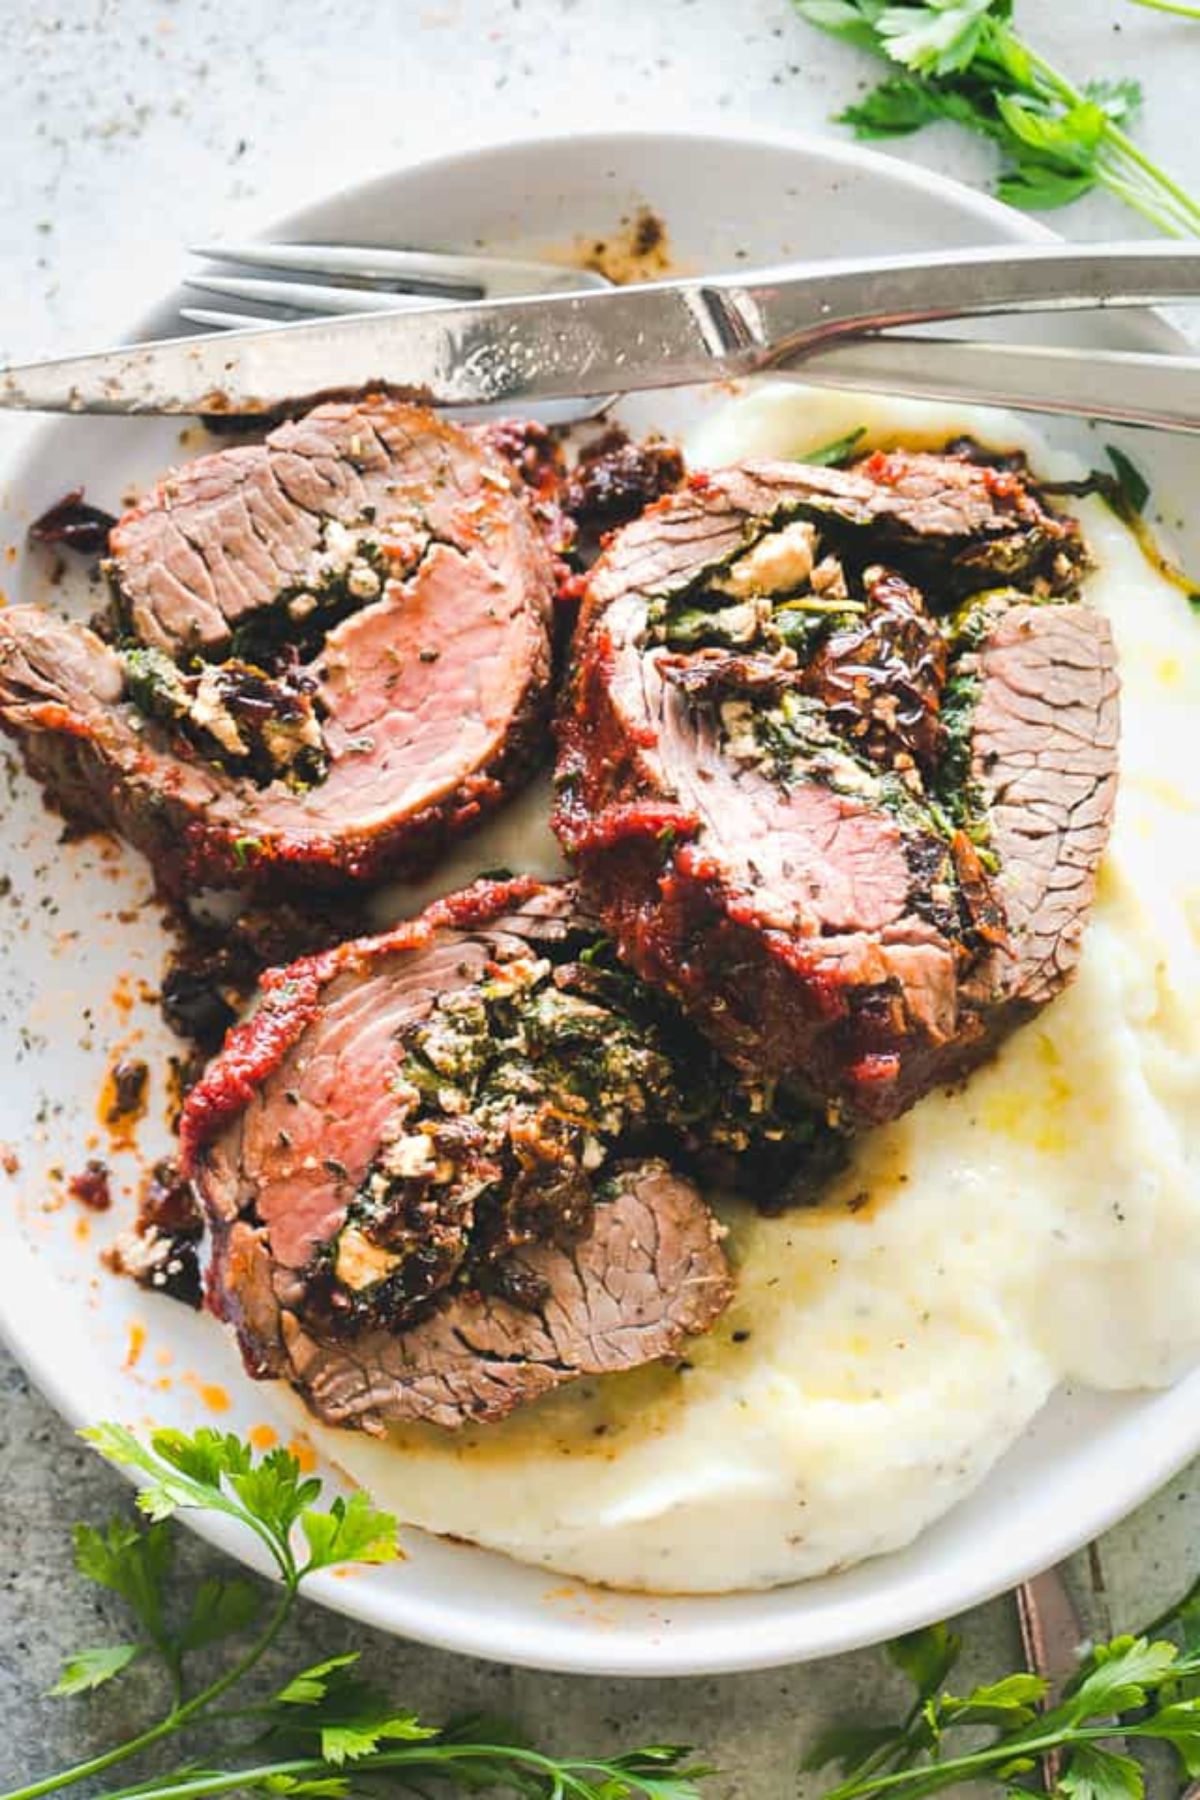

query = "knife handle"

[{"left": 743, "top": 241, "right": 1200, "bottom": 356}]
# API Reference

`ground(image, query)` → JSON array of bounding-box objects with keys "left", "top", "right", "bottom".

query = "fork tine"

[
  {"left": 190, "top": 242, "right": 483, "bottom": 295},
  {"left": 178, "top": 305, "right": 285, "bottom": 332},
  {"left": 183, "top": 275, "right": 442, "bottom": 316},
  {"left": 189, "top": 242, "right": 610, "bottom": 298}
]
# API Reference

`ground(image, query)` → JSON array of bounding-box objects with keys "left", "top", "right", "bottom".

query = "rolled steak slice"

[
  {"left": 181, "top": 879, "right": 733, "bottom": 1432},
  {"left": 555, "top": 447, "right": 1119, "bottom": 1125},
  {"left": 0, "top": 399, "right": 555, "bottom": 892},
  {"left": 221, "top": 1163, "right": 725, "bottom": 1433}
]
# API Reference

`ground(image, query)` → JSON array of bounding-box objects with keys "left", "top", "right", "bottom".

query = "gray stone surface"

[{"left": 2, "top": 0, "right": 1199, "bottom": 1793}]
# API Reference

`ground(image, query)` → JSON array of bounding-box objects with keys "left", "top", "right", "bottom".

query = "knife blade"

[{"left": 2, "top": 241, "right": 1199, "bottom": 416}]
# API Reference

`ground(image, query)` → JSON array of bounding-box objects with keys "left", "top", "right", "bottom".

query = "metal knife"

[{"left": 2, "top": 241, "right": 1199, "bottom": 425}]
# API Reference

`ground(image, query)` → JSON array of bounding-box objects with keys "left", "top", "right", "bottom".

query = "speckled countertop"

[{"left": 2, "top": 2, "right": 1199, "bottom": 1794}]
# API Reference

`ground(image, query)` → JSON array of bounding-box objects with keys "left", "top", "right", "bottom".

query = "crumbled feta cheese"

[
  {"left": 719, "top": 699, "right": 764, "bottom": 763},
  {"left": 810, "top": 554, "right": 849, "bottom": 600},
  {"left": 581, "top": 1135, "right": 606, "bottom": 1171},
  {"left": 716, "top": 520, "right": 817, "bottom": 599},
  {"left": 322, "top": 518, "right": 355, "bottom": 560},
  {"left": 484, "top": 956, "right": 551, "bottom": 998},
  {"left": 346, "top": 561, "right": 382, "bottom": 600},
  {"left": 810, "top": 750, "right": 880, "bottom": 797},
  {"left": 191, "top": 670, "right": 248, "bottom": 757},
  {"left": 261, "top": 711, "right": 323, "bottom": 771},
  {"left": 380, "top": 1132, "right": 435, "bottom": 1179},
  {"left": 336, "top": 1226, "right": 400, "bottom": 1291},
  {"left": 715, "top": 601, "right": 760, "bottom": 643}
]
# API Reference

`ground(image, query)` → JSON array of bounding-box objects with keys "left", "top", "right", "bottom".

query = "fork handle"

[{"left": 794, "top": 334, "right": 1200, "bottom": 432}]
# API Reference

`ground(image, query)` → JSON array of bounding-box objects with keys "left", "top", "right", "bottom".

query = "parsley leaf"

[
  {"left": 179, "top": 1576, "right": 261, "bottom": 1652},
  {"left": 73, "top": 1517, "right": 173, "bottom": 1651},
  {"left": 937, "top": 1670, "right": 1047, "bottom": 1728},
  {"left": 318, "top": 1715, "right": 434, "bottom": 1767},
  {"left": 997, "top": 92, "right": 1108, "bottom": 163},
  {"left": 997, "top": 162, "right": 1100, "bottom": 209},
  {"left": 887, "top": 1621, "right": 963, "bottom": 1698},
  {"left": 801, "top": 1721, "right": 907, "bottom": 1774},
  {"left": 1136, "top": 1699, "right": 1200, "bottom": 1777},
  {"left": 1173, "top": 1589, "right": 1200, "bottom": 1653},
  {"left": 299, "top": 1490, "right": 399, "bottom": 1573},
  {"left": 268, "top": 1653, "right": 438, "bottom": 1764},
  {"left": 840, "top": 71, "right": 983, "bottom": 135},
  {"left": 791, "top": 0, "right": 890, "bottom": 52},
  {"left": 875, "top": 0, "right": 1000, "bottom": 75},
  {"left": 273, "top": 1653, "right": 364, "bottom": 1708},
  {"left": 789, "top": 1597, "right": 1200, "bottom": 1800},
  {"left": 228, "top": 1447, "right": 324, "bottom": 1547},
  {"left": 1085, "top": 76, "right": 1144, "bottom": 124},
  {"left": 49, "top": 1643, "right": 143, "bottom": 1696},
  {"left": 1058, "top": 1743, "right": 1145, "bottom": 1800},
  {"left": 1064, "top": 1635, "right": 1181, "bottom": 1720}
]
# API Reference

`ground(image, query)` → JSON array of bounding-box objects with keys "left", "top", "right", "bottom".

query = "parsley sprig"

[
  {"left": 4, "top": 1424, "right": 710, "bottom": 1800},
  {"left": 792, "top": 0, "right": 1200, "bottom": 233},
  {"left": 804, "top": 1610, "right": 1200, "bottom": 1800}
]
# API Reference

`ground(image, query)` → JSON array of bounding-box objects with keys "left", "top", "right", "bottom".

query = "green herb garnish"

[
  {"left": 1105, "top": 444, "right": 1151, "bottom": 517},
  {"left": 232, "top": 835, "right": 263, "bottom": 868},
  {"left": 1054, "top": 453, "right": 1200, "bottom": 605},
  {"left": 792, "top": 0, "right": 1200, "bottom": 233},
  {"left": 803, "top": 425, "right": 869, "bottom": 467},
  {"left": 803, "top": 1588, "right": 1200, "bottom": 1800},
  {"left": 9, "top": 1424, "right": 711, "bottom": 1800}
]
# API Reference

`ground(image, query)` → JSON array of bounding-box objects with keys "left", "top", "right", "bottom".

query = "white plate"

[{"left": 1, "top": 126, "right": 1197, "bottom": 1677}]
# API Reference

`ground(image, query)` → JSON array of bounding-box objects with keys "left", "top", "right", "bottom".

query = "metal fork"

[
  {"left": 181, "top": 241, "right": 611, "bottom": 329},
  {"left": 181, "top": 242, "right": 616, "bottom": 422}
]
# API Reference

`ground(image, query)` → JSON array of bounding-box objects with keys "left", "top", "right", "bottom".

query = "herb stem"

[
  {"left": 1100, "top": 126, "right": 1200, "bottom": 232},
  {"left": 1092, "top": 161, "right": 1198, "bottom": 235},
  {"left": 89, "top": 1743, "right": 658, "bottom": 1800},
  {"left": 0, "top": 1585, "right": 297, "bottom": 1800},
  {"left": 816, "top": 1722, "right": 1151, "bottom": 1800},
  {"left": 1011, "top": 33, "right": 1200, "bottom": 233},
  {"left": 1129, "top": 0, "right": 1200, "bottom": 16},
  {"left": 839, "top": 1695, "right": 929, "bottom": 1789}
]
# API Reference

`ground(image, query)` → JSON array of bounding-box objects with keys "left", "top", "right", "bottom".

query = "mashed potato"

[{"left": 319, "top": 385, "right": 1200, "bottom": 1592}]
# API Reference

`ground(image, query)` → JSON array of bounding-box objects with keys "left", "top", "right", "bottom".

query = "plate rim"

[{"left": 2, "top": 120, "right": 1197, "bottom": 1677}]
